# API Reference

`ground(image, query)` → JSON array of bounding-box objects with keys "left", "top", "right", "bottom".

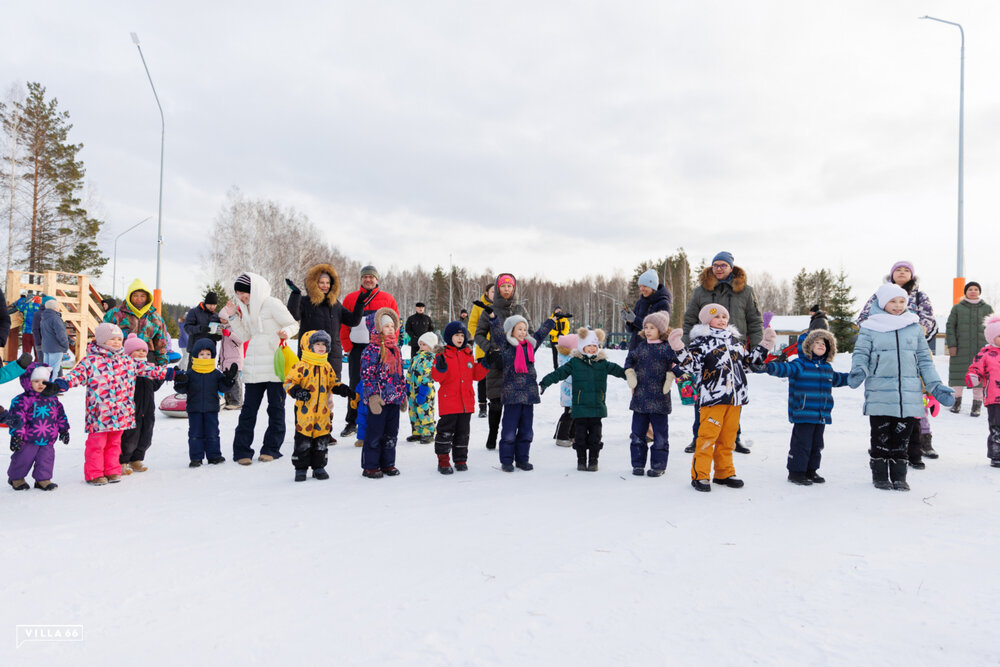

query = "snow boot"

[
  {"left": 107, "top": 474, "right": 122, "bottom": 483},
  {"left": 313, "top": 468, "right": 329, "bottom": 480},
  {"left": 576, "top": 449, "right": 587, "bottom": 471},
  {"left": 733, "top": 439, "right": 751, "bottom": 454},
  {"left": 130, "top": 460, "right": 148, "bottom": 472},
  {"left": 587, "top": 462, "right": 599, "bottom": 472},
  {"left": 455, "top": 461, "right": 468, "bottom": 471},
  {"left": 691, "top": 479, "right": 711, "bottom": 492},
  {"left": 34, "top": 480, "right": 57, "bottom": 491},
  {"left": 8, "top": 478, "right": 29, "bottom": 491},
  {"left": 712, "top": 476, "right": 744, "bottom": 488},
  {"left": 295, "top": 469, "right": 308, "bottom": 482},
  {"left": 787, "top": 471, "right": 813, "bottom": 486},
  {"left": 920, "top": 432, "right": 938, "bottom": 459},
  {"left": 908, "top": 459, "right": 926, "bottom": 470},
  {"left": 889, "top": 459, "right": 910, "bottom": 491},
  {"left": 236, "top": 458, "right": 252, "bottom": 465},
  {"left": 420, "top": 435, "right": 435, "bottom": 444},
  {"left": 870, "top": 458, "right": 891, "bottom": 489},
  {"left": 354, "top": 440, "right": 363, "bottom": 448},
  {"left": 646, "top": 469, "right": 665, "bottom": 477},
  {"left": 555, "top": 439, "right": 573, "bottom": 447},
  {"left": 381, "top": 467, "right": 401, "bottom": 476},
  {"left": 971, "top": 400, "right": 983, "bottom": 417},
  {"left": 189, "top": 460, "right": 202, "bottom": 468},
  {"left": 991, "top": 459, "right": 1000, "bottom": 468},
  {"left": 684, "top": 438, "right": 696, "bottom": 454},
  {"left": 208, "top": 456, "right": 226, "bottom": 465},
  {"left": 362, "top": 469, "right": 383, "bottom": 479},
  {"left": 632, "top": 467, "right": 645, "bottom": 476},
  {"left": 87, "top": 476, "right": 109, "bottom": 486},
  {"left": 121, "top": 463, "right": 133, "bottom": 475},
  {"left": 437, "top": 454, "right": 454, "bottom": 475},
  {"left": 340, "top": 423, "right": 357, "bottom": 437},
  {"left": 501, "top": 463, "right": 515, "bottom": 472},
  {"left": 806, "top": 470, "right": 825, "bottom": 484},
  {"left": 949, "top": 396, "right": 962, "bottom": 414},
  {"left": 478, "top": 404, "right": 487, "bottom": 418},
  {"left": 258, "top": 454, "right": 275, "bottom": 462},
  {"left": 405, "top": 434, "right": 422, "bottom": 442},
  {"left": 515, "top": 462, "right": 534, "bottom": 471}
]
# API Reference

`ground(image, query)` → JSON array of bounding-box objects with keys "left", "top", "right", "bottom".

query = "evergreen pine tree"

[
  {"left": 827, "top": 269, "right": 857, "bottom": 352},
  {"left": 792, "top": 269, "right": 809, "bottom": 313}
]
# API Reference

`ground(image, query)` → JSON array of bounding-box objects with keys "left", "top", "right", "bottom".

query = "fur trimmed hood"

[
  {"left": 570, "top": 348, "right": 608, "bottom": 361},
  {"left": 305, "top": 263, "right": 341, "bottom": 306},
  {"left": 801, "top": 329, "right": 837, "bottom": 362},
  {"left": 689, "top": 323, "right": 743, "bottom": 340},
  {"left": 698, "top": 265, "right": 748, "bottom": 293},
  {"left": 367, "top": 307, "right": 400, "bottom": 336}
]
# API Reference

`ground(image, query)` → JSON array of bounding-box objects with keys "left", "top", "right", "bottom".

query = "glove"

[
  {"left": 54, "top": 379, "right": 69, "bottom": 393},
  {"left": 774, "top": 351, "right": 789, "bottom": 364},
  {"left": 59, "top": 431, "right": 70, "bottom": 445},
  {"left": 624, "top": 368, "right": 638, "bottom": 391},
  {"left": 416, "top": 385, "right": 430, "bottom": 403},
  {"left": 473, "top": 300, "right": 494, "bottom": 315},
  {"left": 930, "top": 384, "right": 955, "bottom": 408},
  {"left": 663, "top": 371, "right": 675, "bottom": 394},
  {"left": 434, "top": 354, "right": 448, "bottom": 373},
  {"left": 760, "top": 327, "right": 777, "bottom": 350},
  {"left": 16, "top": 353, "right": 32, "bottom": 369},
  {"left": 368, "top": 395, "right": 384, "bottom": 415},
  {"left": 561, "top": 313, "right": 574, "bottom": 319},
  {"left": 40, "top": 382, "right": 61, "bottom": 397},
  {"left": 9, "top": 434, "right": 21, "bottom": 452},
  {"left": 667, "top": 329, "right": 685, "bottom": 352},
  {"left": 199, "top": 325, "right": 212, "bottom": 334},
  {"left": 847, "top": 368, "right": 866, "bottom": 389},
  {"left": 289, "top": 386, "right": 311, "bottom": 402},
  {"left": 167, "top": 368, "right": 186, "bottom": 383},
  {"left": 966, "top": 373, "right": 981, "bottom": 387},
  {"left": 539, "top": 383, "right": 547, "bottom": 395},
  {"left": 621, "top": 308, "right": 636, "bottom": 324},
  {"left": 485, "top": 349, "right": 502, "bottom": 368},
  {"left": 285, "top": 278, "right": 301, "bottom": 294},
  {"left": 223, "top": 363, "right": 239, "bottom": 384}
]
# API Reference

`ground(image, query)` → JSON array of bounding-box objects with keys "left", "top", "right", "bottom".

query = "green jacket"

[
  {"left": 946, "top": 299, "right": 994, "bottom": 385},
  {"left": 540, "top": 350, "right": 626, "bottom": 419}
]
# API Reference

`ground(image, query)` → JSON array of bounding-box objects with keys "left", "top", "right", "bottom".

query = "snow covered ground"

[{"left": 2, "top": 351, "right": 997, "bottom": 665}]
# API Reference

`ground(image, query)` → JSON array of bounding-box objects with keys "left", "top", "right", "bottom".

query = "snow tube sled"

[
  {"left": 166, "top": 351, "right": 182, "bottom": 363},
  {"left": 158, "top": 393, "right": 189, "bottom": 418}
]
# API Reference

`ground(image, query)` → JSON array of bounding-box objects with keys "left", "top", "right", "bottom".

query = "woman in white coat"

[{"left": 226, "top": 273, "right": 299, "bottom": 464}]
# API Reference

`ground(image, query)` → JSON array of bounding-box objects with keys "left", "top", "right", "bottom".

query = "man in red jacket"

[{"left": 339, "top": 265, "right": 398, "bottom": 437}]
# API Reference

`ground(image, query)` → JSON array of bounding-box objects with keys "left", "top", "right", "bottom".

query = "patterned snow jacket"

[
  {"left": 7, "top": 362, "right": 68, "bottom": 447},
  {"left": 765, "top": 329, "right": 849, "bottom": 424},
  {"left": 284, "top": 332, "right": 355, "bottom": 437},
  {"left": 104, "top": 278, "right": 170, "bottom": 365},
  {"left": 63, "top": 342, "right": 173, "bottom": 433},
  {"left": 624, "top": 340, "right": 681, "bottom": 415},
  {"left": 539, "top": 349, "right": 627, "bottom": 419},
  {"left": 432, "top": 341, "right": 489, "bottom": 415},
  {"left": 966, "top": 344, "right": 1000, "bottom": 407},
  {"left": 407, "top": 349, "right": 436, "bottom": 413},
  {"left": 676, "top": 324, "right": 768, "bottom": 407},
  {"left": 488, "top": 315, "right": 555, "bottom": 406},
  {"left": 360, "top": 309, "right": 407, "bottom": 405}
]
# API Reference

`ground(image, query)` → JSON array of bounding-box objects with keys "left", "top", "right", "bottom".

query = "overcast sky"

[{"left": 3, "top": 1, "right": 999, "bottom": 314}]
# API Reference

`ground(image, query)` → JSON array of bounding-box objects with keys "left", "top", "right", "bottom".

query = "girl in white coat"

[{"left": 227, "top": 273, "right": 299, "bottom": 464}]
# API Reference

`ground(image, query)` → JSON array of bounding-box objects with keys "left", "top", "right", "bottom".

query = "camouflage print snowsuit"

[{"left": 407, "top": 349, "right": 436, "bottom": 437}]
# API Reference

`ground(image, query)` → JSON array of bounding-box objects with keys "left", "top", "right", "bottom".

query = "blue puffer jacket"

[
  {"left": 849, "top": 301, "right": 951, "bottom": 418},
  {"left": 766, "top": 330, "right": 849, "bottom": 424}
]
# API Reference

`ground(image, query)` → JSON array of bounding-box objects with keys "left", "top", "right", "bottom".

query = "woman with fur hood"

[
  {"left": 764, "top": 329, "right": 851, "bottom": 485},
  {"left": 226, "top": 273, "right": 299, "bottom": 465},
  {"left": 540, "top": 328, "right": 627, "bottom": 472},
  {"left": 286, "top": 264, "right": 365, "bottom": 380}
]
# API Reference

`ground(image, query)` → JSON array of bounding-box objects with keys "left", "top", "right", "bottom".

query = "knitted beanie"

[
  {"left": 234, "top": 274, "right": 252, "bottom": 294},
  {"left": 642, "top": 311, "right": 671, "bottom": 337},
  {"left": 95, "top": 323, "right": 123, "bottom": 346},
  {"left": 577, "top": 328, "right": 600, "bottom": 352},
  {"left": 638, "top": 269, "right": 658, "bottom": 290},
  {"left": 889, "top": 260, "right": 914, "bottom": 277},
  {"left": 984, "top": 315, "right": 1000, "bottom": 345},
  {"left": 360, "top": 265, "right": 379, "bottom": 280},
  {"left": 123, "top": 333, "right": 148, "bottom": 356},
  {"left": 30, "top": 366, "right": 51, "bottom": 382},
  {"left": 417, "top": 332, "right": 438, "bottom": 349},
  {"left": 503, "top": 315, "right": 527, "bottom": 337},
  {"left": 443, "top": 321, "right": 469, "bottom": 346},
  {"left": 712, "top": 251, "right": 734, "bottom": 268},
  {"left": 44, "top": 299, "right": 60, "bottom": 311},
  {"left": 698, "top": 303, "right": 730, "bottom": 325},
  {"left": 965, "top": 281, "right": 982, "bottom": 295},
  {"left": 204, "top": 291, "right": 218, "bottom": 305},
  {"left": 876, "top": 283, "right": 908, "bottom": 308}
]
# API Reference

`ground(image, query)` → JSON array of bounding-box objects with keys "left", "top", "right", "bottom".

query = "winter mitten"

[
  {"left": 762, "top": 311, "right": 774, "bottom": 329},
  {"left": 624, "top": 368, "right": 638, "bottom": 390},
  {"left": 59, "top": 431, "right": 70, "bottom": 445},
  {"left": 349, "top": 392, "right": 360, "bottom": 410},
  {"left": 930, "top": 384, "right": 955, "bottom": 407},
  {"left": 289, "top": 386, "right": 311, "bottom": 402},
  {"left": 485, "top": 349, "right": 502, "bottom": 368},
  {"left": 667, "top": 329, "right": 685, "bottom": 352},
  {"left": 847, "top": 368, "right": 866, "bottom": 389},
  {"left": 285, "top": 278, "right": 301, "bottom": 294},
  {"left": 368, "top": 395, "right": 384, "bottom": 415},
  {"left": 54, "top": 379, "right": 69, "bottom": 393},
  {"left": 760, "top": 327, "right": 777, "bottom": 350},
  {"left": 663, "top": 371, "right": 675, "bottom": 394},
  {"left": 223, "top": 364, "right": 239, "bottom": 384},
  {"left": 39, "top": 382, "right": 61, "bottom": 398},
  {"left": 966, "top": 373, "right": 981, "bottom": 387},
  {"left": 416, "top": 385, "right": 430, "bottom": 403},
  {"left": 164, "top": 367, "right": 183, "bottom": 382},
  {"left": 16, "top": 354, "right": 32, "bottom": 369},
  {"left": 473, "top": 300, "right": 493, "bottom": 315},
  {"left": 331, "top": 383, "right": 353, "bottom": 399},
  {"left": 621, "top": 308, "right": 636, "bottom": 324},
  {"left": 434, "top": 354, "right": 448, "bottom": 373},
  {"left": 9, "top": 434, "right": 21, "bottom": 452}
]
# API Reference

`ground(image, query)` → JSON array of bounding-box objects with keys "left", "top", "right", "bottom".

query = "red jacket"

[
  {"left": 432, "top": 345, "right": 488, "bottom": 415},
  {"left": 340, "top": 287, "right": 398, "bottom": 353}
]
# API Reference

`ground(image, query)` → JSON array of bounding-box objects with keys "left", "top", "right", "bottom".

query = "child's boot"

[
  {"left": 870, "top": 458, "right": 892, "bottom": 490},
  {"left": 971, "top": 400, "right": 983, "bottom": 417},
  {"left": 121, "top": 463, "right": 133, "bottom": 475},
  {"left": 295, "top": 469, "right": 308, "bottom": 482},
  {"left": 889, "top": 459, "right": 910, "bottom": 491},
  {"left": 87, "top": 476, "right": 109, "bottom": 486},
  {"left": 34, "top": 480, "right": 57, "bottom": 491},
  {"left": 455, "top": 460, "right": 468, "bottom": 471},
  {"left": 130, "top": 460, "right": 148, "bottom": 472},
  {"left": 920, "top": 433, "right": 938, "bottom": 459},
  {"left": 787, "top": 471, "right": 812, "bottom": 486},
  {"left": 684, "top": 437, "right": 696, "bottom": 454},
  {"left": 806, "top": 470, "right": 825, "bottom": 484},
  {"left": 949, "top": 396, "right": 962, "bottom": 413},
  {"left": 576, "top": 448, "right": 586, "bottom": 471},
  {"left": 313, "top": 468, "right": 329, "bottom": 480},
  {"left": 587, "top": 445, "right": 600, "bottom": 472},
  {"left": 437, "top": 454, "right": 454, "bottom": 475},
  {"left": 8, "top": 478, "right": 29, "bottom": 491}
]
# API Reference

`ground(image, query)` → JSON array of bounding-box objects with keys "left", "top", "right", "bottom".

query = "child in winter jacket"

[
  {"left": 540, "top": 327, "right": 627, "bottom": 472},
  {"left": 56, "top": 323, "right": 180, "bottom": 485},
  {"left": 765, "top": 329, "right": 850, "bottom": 485},
  {"left": 6, "top": 361, "right": 63, "bottom": 490},
  {"left": 431, "top": 321, "right": 489, "bottom": 473},
  {"left": 283, "top": 330, "right": 358, "bottom": 481},
  {"left": 964, "top": 314, "right": 1000, "bottom": 467},
  {"left": 119, "top": 334, "right": 164, "bottom": 474},
  {"left": 487, "top": 309, "right": 556, "bottom": 472},
  {"left": 552, "top": 333, "right": 578, "bottom": 447},
  {"left": 218, "top": 323, "right": 244, "bottom": 410},
  {"left": 624, "top": 311, "right": 681, "bottom": 477},
  {"left": 175, "top": 338, "right": 236, "bottom": 467},
  {"left": 360, "top": 308, "right": 407, "bottom": 478},
  {"left": 668, "top": 304, "right": 775, "bottom": 492},
  {"left": 849, "top": 284, "right": 954, "bottom": 491},
  {"left": 406, "top": 331, "right": 438, "bottom": 444}
]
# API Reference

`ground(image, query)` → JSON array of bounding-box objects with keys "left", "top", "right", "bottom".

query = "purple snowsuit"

[{"left": 6, "top": 363, "right": 69, "bottom": 483}]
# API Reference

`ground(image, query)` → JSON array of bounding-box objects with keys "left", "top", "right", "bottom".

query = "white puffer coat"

[{"left": 226, "top": 273, "right": 299, "bottom": 384}]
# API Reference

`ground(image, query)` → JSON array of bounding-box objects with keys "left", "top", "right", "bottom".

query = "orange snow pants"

[{"left": 691, "top": 404, "right": 741, "bottom": 481}]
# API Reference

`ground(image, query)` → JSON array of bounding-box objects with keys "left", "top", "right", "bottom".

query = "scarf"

[
  {"left": 514, "top": 339, "right": 534, "bottom": 373},
  {"left": 964, "top": 297, "right": 982, "bottom": 304},
  {"left": 647, "top": 338, "right": 663, "bottom": 345},
  {"left": 191, "top": 358, "right": 216, "bottom": 374},
  {"left": 378, "top": 332, "right": 403, "bottom": 376},
  {"left": 860, "top": 311, "right": 919, "bottom": 333},
  {"left": 302, "top": 349, "right": 328, "bottom": 366}
]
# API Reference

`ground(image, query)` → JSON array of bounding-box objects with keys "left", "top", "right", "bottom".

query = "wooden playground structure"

[{"left": 5, "top": 270, "right": 106, "bottom": 362}]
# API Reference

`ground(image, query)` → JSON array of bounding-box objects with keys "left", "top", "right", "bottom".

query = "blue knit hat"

[
  {"left": 443, "top": 321, "right": 469, "bottom": 347},
  {"left": 712, "top": 251, "right": 734, "bottom": 268}
]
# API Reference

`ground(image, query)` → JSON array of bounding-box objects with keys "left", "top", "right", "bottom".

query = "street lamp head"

[{"left": 130, "top": 32, "right": 140, "bottom": 45}]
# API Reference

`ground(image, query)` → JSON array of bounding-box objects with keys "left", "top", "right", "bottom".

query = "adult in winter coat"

[
  {"left": 183, "top": 292, "right": 222, "bottom": 353},
  {"left": 468, "top": 284, "right": 495, "bottom": 417},
  {"left": 31, "top": 295, "right": 54, "bottom": 361},
  {"left": 36, "top": 298, "right": 69, "bottom": 380},
  {"left": 103, "top": 278, "right": 170, "bottom": 365},
  {"left": 286, "top": 263, "right": 364, "bottom": 380},
  {"left": 808, "top": 305, "right": 829, "bottom": 331},
  {"left": 681, "top": 252, "right": 763, "bottom": 453},
  {"left": 474, "top": 273, "right": 530, "bottom": 450},
  {"left": 624, "top": 269, "right": 672, "bottom": 350},
  {"left": 546, "top": 306, "right": 572, "bottom": 370},
  {"left": 404, "top": 302, "right": 434, "bottom": 360},
  {"left": 857, "top": 261, "right": 937, "bottom": 350},
  {"left": 339, "top": 265, "right": 398, "bottom": 437},
  {"left": 226, "top": 272, "right": 299, "bottom": 464},
  {"left": 946, "top": 281, "right": 993, "bottom": 415}
]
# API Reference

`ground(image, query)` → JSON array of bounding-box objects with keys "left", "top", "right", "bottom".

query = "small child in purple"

[{"left": 6, "top": 364, "right": 69, "bottom": 491}]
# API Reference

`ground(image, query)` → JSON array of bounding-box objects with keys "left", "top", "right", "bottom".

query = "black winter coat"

[
  {"left": 626, "top": 284, "right": 672, "bottom": 349},
  {"left": 134, "top": 376, "right": 165, "bottom": 419},
  {"left": 404, "top": 313, "right": 434, "bottom": 346},
  {"left": 176, "top": 339, "right": 234, "bottom": 413},
  {"left": 287, "top": 263, "right": 363, "bottom": 365},
  {"left": 183, "top": 304, "right": 221, "bottom": 352}
]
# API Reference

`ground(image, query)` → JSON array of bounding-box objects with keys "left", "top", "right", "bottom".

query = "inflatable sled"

[{"left": 159, "top": 393, "right": 189, "bottom": 418}]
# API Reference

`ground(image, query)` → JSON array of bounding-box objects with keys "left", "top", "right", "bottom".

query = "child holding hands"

[
  {"left": 6, "top": 363, "right": 68, "bottom": 491},
  {"left": 430, "top": 321, "right": 489, "bottom": 474},
  {"left": 964, "top": 314, "right": 1000, "bottom": 467}
]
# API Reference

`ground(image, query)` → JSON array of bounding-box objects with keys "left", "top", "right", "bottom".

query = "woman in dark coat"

[{"left": 946, "top": 281, "right": 994, "bottom": 416}]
